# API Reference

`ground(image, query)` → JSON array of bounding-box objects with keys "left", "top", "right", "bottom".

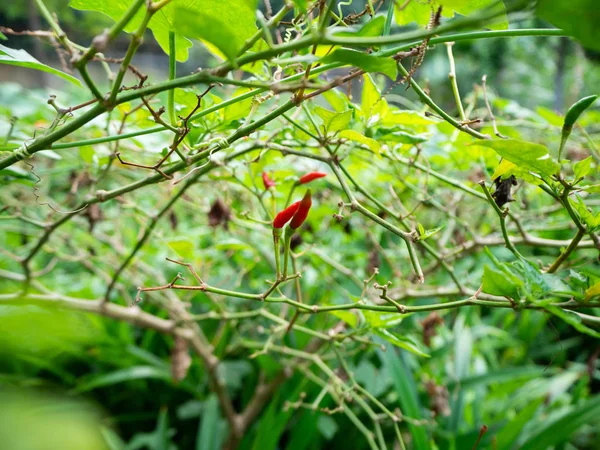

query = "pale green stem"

[
  {"left": 446, "top": 42, "right": 466, "bottom": 121},
  {"left": 168, "top": 31, "right": 176, "bottom": 125}
]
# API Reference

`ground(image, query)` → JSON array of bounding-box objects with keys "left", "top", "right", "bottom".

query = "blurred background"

[{"left": 2, "top": 0, "right": 599, "bottom": 110}]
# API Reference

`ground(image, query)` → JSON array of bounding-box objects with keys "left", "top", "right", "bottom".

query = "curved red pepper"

[
  {"left": 273, "top": 201, "right": 300, "bottom": 229},
  {"left": 262, "top": 172, "right": 276, "bottom": 190},
  {"left": 298, "top": 171, "right": 326, "bottom": 185},
  {"left": 289, "top": 189, "right": 312, "bottom": 229}
]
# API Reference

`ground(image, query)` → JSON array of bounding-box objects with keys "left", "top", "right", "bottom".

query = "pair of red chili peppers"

[
  {"left": 262, "top": 171, "right": 326, "bottom": 191},
  {"left": 270, "top": 171, "right": 325, "bottom": 229},
  {"left": 268, "top": 171, "right": 325, "bottom": 279},
  {"left": 272, "top": 191, "right": 312, "bottom": 279},
  {"left": 273, "top": 190, "right": 312, "bottom": 230}
]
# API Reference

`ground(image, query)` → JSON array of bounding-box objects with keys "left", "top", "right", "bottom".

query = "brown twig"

[{"left": 481, "top": 74, "right": 507, "bottom": 138}]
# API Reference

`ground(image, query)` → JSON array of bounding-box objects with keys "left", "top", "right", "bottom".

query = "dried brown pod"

[
  {"left": 491, "top": 175, "right": 517, "bottom": 207},
  {"left": 171, "top": 335, "right": 191, "bottom": 383},
  {"left": 208, "top": 198, "right": 231, "bottom": 229},
  {"left": 421, "top": 312, "right": 444, "bottom": 347}
]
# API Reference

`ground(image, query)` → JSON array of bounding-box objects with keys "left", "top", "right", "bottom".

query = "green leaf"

[
  {"left": 174, "top": 0, "right": 259, "bottom": 62},
  {"left": 491, "top": 158, "right": 517, "bottom": 180},
  {"left": 167, "top": 238, "right": 194, "bottom": 259},
  {"left": 101, "top": 426, "right": 126, "bottom": 450},
  {"left": 545, "top": 306, "right": 600, "bottom": 339},
  {"left": 538, "top": 0, "right": 600, "bottom": 51},
  {"left": 313, "top": 106, "right": 352, "bottom": 133},
  {"left": 416, "top": 225, "right": 444, "bottom": 241},
  {"left": 79, "top": 146, "right": 95, "bottom": 164},
  {"left": 361, "top": 73, "right": 388, "bottom": 123},
  {"left": 573, "top": 156, "right": 593, "bottom": 179},
  {"left": 289, "top": 0, "right": 307, "bottom": 11},
  {"left": 519, "top": 395, "right": 600, "bottom": 450},
  {"left": 127, "top": 408, "right": 173, "bottom": 450},
  {"left": 374, "top": 329, "right": 430, "bottom": 358},
  {"left": 474, "top": 139, "right": 560, "bottom": 177},
  {"left": 223, "top": 87, "right": 255, "bottom": 122},
  {"left": 74, "top": 366, "right": 170, "bottom": 393},
  {"left": 437, "top": 0, "right": 508, "bottom": 29},
  {"left": 381, "top": 110, "right": 436, "bottom": 127},
  {"left": 333, "top": 15, "right": 386, "bottom": 38},
  {"left": 379, "top": 347, "right": 429, "bottom": 450},
  {"left": 395, "top": 0, "right": 445, "bottom": 26},
  {"left": 396, "top": 0, "right": 507, "bottom": 30},
  {"left": 446, "top": 366, "right": 550, "bottom": 390},
  {"left": 536, "top": 106, "right": 563, "bottom": 126},
  {"left": 196, "top": 394, "right": 225, "bottom": 450},
  {"left": 374, "top": 128, "right": 428, "bottom": 144},
  {"left": 585, "top": 282, "right": 600, "bottom": 301},
  {"left": 482, "top": 264, "right": 521, "bottom": 298},
  {"left": 317, "top": 415, "right": 338, "bottom": 440},
  {"left": 1, "top": 166, "right": 36, "bottom": 181},
  {"left": 339, "top": 130, "right": 381, "bottom": 156},
  {"left": 322, "top": 88, "right": 348, "bottom": 112},
  {"left": 0, "top": 43, "right": 82, "bottom": 87},
  {"left": 322, "top": 49, "right": 397, "bottom": 79},
  {"left": 495, "top": 399, "right": 544, "bottom": 449},
  {"left": 362, "top": 310, "right": 403, "bottom": 329},
  {"left": 71, "top": 0, "right": 259, "bottom": 62},
  {"left": 70, "top": 0, "right": 188, "bottom": 62},
  {"left": 569, "top": 195, "right": 600, "bottom": 231},
  {"left": 328, "top": 310, "right": 357, "bottom": 328}
]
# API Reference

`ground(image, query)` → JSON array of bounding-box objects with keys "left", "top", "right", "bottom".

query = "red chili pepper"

[
  {"left": 273, "top": 201, "right": 300, "bottom": 229},
  {"left": 262, "top": 172, "right": 276, "bottom": 190},
  {"left": 298, "top": 171, "right": 326, "bottom": 185},
  {"left": 289, "top": 189, "right": 312, "bottom": 229}
]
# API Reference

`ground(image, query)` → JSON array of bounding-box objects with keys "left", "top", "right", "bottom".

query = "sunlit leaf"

[
  {"left": 322, "top": 49, "right": 397, "bottom": 79},
  {"left": 573, "top": 156, "right": 593, "bottom": 179},
  {"left": 375, "top": 329, "right": 430, "bottom": 357},
  {"left": 0, "top": 43, "right": 82, "bottom": 86},
  {"left": 339, "top": 129, "right": 381, "bottom": 156},
  {"left": 585, "top": 282, "right": 600, "bottom": 301},
  {"left": 313, "top": 106, "right": 352, "bottom": 133},
  {"left": 395, "top": 0, "right": 507, "bottom": 30},
  {"left": 538, "top": 0, "right": 600, "bottom": 51},
  {"left": 332, "top": 16, "right": 386, "bottom": 38},
  {"left": 474, "top": 139, "right": 560, "bottom": 177},
  {"left": 174, "top": 0, "right": 259, "bottom": 62},
  {"left": 70, "top": 0, "right": 259, "bottom": 62}
]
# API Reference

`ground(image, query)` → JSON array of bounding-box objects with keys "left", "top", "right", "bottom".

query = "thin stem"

[
  {"left": 397, "top": 62, "right": 489, "bottom": 140},
  {"left": 168, "top": 31, "right": 176, "bottom": 125},
  {"left": 77, "top": 0, "right": 146, "bottom": 66},
  {"left": 282, "top": 227, "right": 293, "bottom": 279},
  {"left": 108, "top": 8, "right": 154, "bottom": 105},
  {"left": 329, "top": 162, "right": 423, "bottom": 280},
  {"left": 274, "top": 231, "right": 281, "bottom": 279},
  {"left": 33, "top": 0, "right": 74, "bottom": 52},
  {"left": 546, "top": 228, "right": 586, "bottom": 273},
  {"left": 445, "top": 42, "right": 466, "bottom": 121},
  {"left": 79, "top": 64, "right": 104, "bottom": 101},
  {"left": 479, "top": 181, "right": 524, "bottom": 259},
  {"left": 338, "top": 162, "right": 460, "bottom": 288},
  {"left": 546, "top": 184, "right": 588, "bottom": 273},
  {"left": 237, "top": 3, "right": 292, "bottom": 56},
  {"left": 281, "top": 113, "right": 320, "bottom": 141},
  {"left": 481, "top": 74, "right": 506, "bottom": 138}
]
